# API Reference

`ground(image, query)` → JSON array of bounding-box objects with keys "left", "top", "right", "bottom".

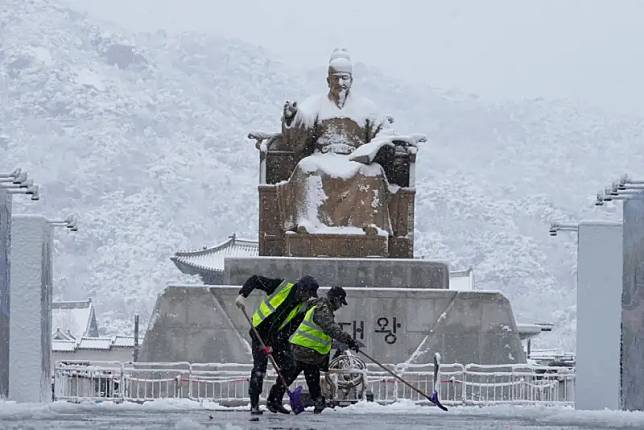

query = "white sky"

[{"left": 64, "top": 0, "right": 644, "bottom": 115}]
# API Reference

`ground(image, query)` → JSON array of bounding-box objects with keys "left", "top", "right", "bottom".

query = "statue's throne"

[{"left": 250, "top": 132, "right": 419, "bottom": 258}]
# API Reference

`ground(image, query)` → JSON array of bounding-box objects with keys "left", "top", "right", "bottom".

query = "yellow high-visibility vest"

[
  {"left": 251, "top": 281, "right": 299, "bottom": 328},
  {"left": 278, "top": 303, "right": 303, "bottom": 331},
  {"left": 289, "top": 305, "right": 332, "bottom": 355}
]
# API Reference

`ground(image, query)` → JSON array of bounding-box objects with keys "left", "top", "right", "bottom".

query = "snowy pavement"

[{"left": 1, "top": 400, "right": 644, "bottom": 430}]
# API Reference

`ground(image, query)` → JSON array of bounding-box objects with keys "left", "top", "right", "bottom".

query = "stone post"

[
  {"left": 575, "top": 222, "right": 622, "bottom": 410},
  {"left": 621, "top": 199, "right": 644, "bottom": 411},
  {"left": 0, "top": 190, "right": 11, "bottom": 398},
  {"left": 8, "top": 215, "right": 52, "bottom": 402}
]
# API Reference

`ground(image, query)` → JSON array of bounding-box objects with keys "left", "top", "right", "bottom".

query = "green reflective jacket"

[{"left": 289, "top": 305, "right": 332, "bottom": 355}]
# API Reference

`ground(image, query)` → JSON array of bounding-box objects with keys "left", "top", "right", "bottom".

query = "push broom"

[{"left": 239, "top": 305, "right": 305, "bottom": 414}]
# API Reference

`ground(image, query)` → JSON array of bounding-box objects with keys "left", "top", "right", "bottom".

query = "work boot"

[
  {"left": 267, "top": 385, "right": 290, "bottom": 414},
  {"left": 267, "top": 401, "right": 290, "bottom": 414},
  {"left": 313, "top": 397, "right": 326, "bottom": 414},
  {"left": 250, "top": 396, "right": 263, "bottom": 415}
]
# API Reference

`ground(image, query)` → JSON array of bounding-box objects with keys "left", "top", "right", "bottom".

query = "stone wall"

[{"left": 140, "top": 285, "right": 525, "bottom": 365}]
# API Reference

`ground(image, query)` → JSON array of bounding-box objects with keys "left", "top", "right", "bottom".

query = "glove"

[
  {"left": 261, "top": 345, "right": 273, "bottom": 355},
  {"left": 347, "top": 338, "right": 365, "bottom": 352},
  {"left": 235, "top": 294, "right": 247, "bottom": 309}
]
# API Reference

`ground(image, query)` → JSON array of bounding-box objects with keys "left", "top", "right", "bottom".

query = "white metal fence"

[{"left": 53, "top": 361, "right": 574, "bottom": 406}]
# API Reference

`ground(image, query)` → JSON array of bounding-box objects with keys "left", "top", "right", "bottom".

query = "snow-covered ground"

[{"left": 1, "top": 400, "right": 643, "bottom": 429}]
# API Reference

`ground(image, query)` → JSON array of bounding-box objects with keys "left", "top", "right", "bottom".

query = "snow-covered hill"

[{"left": 2, "top": 0, "right": 643, "bottom": 348}]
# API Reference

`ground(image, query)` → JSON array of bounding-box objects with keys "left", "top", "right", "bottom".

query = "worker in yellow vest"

[
  {"left": 235, "top": 274, "right": 319, "bottom": 415},
  {"left": 266, "top": 286, "right": 364, "bottom": 414}
]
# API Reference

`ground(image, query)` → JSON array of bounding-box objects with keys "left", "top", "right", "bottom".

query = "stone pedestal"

[
  {"left": 224, "top": 256, "right": 449, "bottom": 289},
  {"left": 0, "top": 190, "right": 11, "bottom": 398},
  {"left": 8, "top": 215, "right": 52, "bottom": 403},
  {"left": 622, "top": 200, "right": 644, "bottom": 411},
  {"left": 140, "top": 285, "right": 525, "bottom": 365},
  {"left": 575, "top": 222, "right": 622, "bottom": 410}
]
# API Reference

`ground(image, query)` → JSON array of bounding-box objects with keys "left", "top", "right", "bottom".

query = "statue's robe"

[{"left": 276, "top": 92, "right": 394, "bottom": 236}]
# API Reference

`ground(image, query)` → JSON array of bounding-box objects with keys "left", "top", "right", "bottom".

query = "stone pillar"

[
  {"left": 8, "top": 215, "right": 52, "bottom": 403},
  {"left": 0, "top": 190, "right": 11, "bottom": 398},
  {"left": 575, "top": 222, "right": 622, "bottom": 410},
  {"left": 622, "top": 199, "right": 644, "bottom": 411}
]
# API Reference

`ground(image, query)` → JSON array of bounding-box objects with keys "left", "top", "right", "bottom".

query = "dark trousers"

[
  {"left": 249, "top": 335, "right": 291, "bottom": 406},
  {"left": 268, "top": 359, "right": 322, "bottom": 404}
]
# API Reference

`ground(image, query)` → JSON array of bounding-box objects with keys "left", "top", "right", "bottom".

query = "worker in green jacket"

[{"left": 266, "top": 286, "right": 364, "bottom": 414}]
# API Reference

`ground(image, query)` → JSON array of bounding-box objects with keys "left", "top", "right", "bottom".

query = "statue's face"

[{"left": 327, "top": 72, "right": 353, "bottom": 101}]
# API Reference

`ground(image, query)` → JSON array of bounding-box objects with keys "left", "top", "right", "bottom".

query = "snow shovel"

[
  {"left": 358, "top": 350, "right": 448, "bottom": 411},
  {"left": 239, "top": 306, "right": 305, "bottom": 414}
]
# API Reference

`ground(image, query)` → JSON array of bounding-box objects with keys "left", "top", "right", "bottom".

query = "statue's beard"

[{"left": 334, "top": 87, "right": 349, "bottom": 108}]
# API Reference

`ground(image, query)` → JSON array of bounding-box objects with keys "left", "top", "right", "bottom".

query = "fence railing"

[{"left": 53, "top": 360, "right": 574, "bottom": 406}]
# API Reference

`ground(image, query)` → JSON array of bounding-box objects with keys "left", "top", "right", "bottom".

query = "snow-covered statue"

[{"left": 250, "top": 49, "right": 424, "bottom": 258}]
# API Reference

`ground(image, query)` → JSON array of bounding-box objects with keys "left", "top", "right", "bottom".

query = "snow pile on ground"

[
  {"left": 333, "top": 401, "right": 644, "bottom": 428},
  {"left": 0, "top": 398, "right": 202, "bottom": 417},
  {"left": 3, "top": 0, "right": 643, "bottom": 348}
]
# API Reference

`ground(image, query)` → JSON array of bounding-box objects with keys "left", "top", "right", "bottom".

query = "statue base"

[
  {"left": 140, "top": 285, "right": 526, "bottom": 365},
  {"left": 284, "top": 232, "right": 388, "bottom": 258},
  {"left": 224, "top": 256, "right": 449, "bottom": 289}
]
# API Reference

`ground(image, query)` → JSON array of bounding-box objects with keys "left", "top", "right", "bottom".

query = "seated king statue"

[{"left": 254, "top": 48, "right": 424, "bottom": 257}]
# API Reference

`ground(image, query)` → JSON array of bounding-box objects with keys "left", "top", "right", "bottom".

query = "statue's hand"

[{"left": 283, "top": 100, "right": 298, "bottom": 122}]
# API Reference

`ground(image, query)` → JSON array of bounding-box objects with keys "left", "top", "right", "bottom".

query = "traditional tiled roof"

[
  {"left": 517, "top": 322, "right": 554, "bottom": 340},
  {"left": 53, "top": 336, "right": 135, "bottom": 352},
  {"left": 113, "top": 336, "right": 136, "bottom": 348},
  {"left": 52, "top": 339, "right": 76, "bottom": 352},
  {"left": 171, "top": 234, "right": 258, "bottom": 283},
  {"left": 52, "top": 299, "right": 99, "bottom": 339},
  {"left": 77, "top": 337, "right": 112, "bottom": 350}
]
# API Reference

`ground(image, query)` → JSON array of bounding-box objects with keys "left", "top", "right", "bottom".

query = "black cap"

[
  {"left": 327, "top": 286, "right": 348, "bottom": 306},
  {"left": 296, "top": 275, "right": 319, "bottom": 297}
]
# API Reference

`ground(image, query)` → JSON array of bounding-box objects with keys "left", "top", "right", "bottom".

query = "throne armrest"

[
  {"left": 372, "top": 143, "right": 416, "bottom": 188},
  {"left": 249, "top": 132, "right": 291, "bottom": 184},
  {"left": 363, "top": 134, "right": 423, "bottom": 188}
]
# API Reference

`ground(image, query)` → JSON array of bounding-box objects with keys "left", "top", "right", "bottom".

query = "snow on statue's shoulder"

[{"left": 296, "top": 93, "right": 382, "bottom": 126}]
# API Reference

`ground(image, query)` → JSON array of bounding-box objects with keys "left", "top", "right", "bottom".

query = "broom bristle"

[{"left": 288, "top": 385, "right": 305, "bottom": 415}]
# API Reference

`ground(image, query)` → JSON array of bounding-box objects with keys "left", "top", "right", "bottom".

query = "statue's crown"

[{"left": 328, "top": 48, "right": 352, "bottom": 74}]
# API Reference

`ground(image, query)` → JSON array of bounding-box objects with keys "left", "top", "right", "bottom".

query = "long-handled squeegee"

[{"left": 359, "top": 350, "right": 448, "bottom": 411}]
